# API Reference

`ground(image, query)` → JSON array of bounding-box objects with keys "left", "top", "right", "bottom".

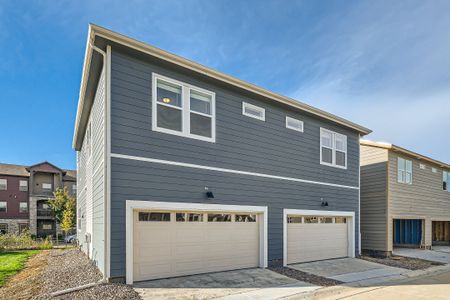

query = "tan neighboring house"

[{"left": 360, "top": 140, "right": 450, "bottom": 256}]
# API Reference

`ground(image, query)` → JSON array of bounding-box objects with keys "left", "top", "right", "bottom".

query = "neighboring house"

[
  {"left": 360, "top": 140, "right": 450, "bottom": 256},
  {"left": 0, "top": 162, "right": 77, "bottom": 237},
  {"left": 73, "top": 24, "right": 371, "bottom": 283}
]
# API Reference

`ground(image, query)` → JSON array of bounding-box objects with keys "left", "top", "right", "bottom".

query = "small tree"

[
  {"left": 48, "top": 187, "right": 76, "bottom": 240},
  {"left": 61, "top": 197, "right": 76, "bottom": 238}
]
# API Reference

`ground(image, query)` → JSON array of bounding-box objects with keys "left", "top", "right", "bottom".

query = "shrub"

[{"left": 0, "top": 230, "right": 53, "bottom": 251}]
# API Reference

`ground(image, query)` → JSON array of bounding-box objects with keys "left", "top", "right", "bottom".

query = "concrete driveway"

[
  {"left": 289, "top": 258, "right": 406, "bottom": 283},
  {"left": 133, "top": 268, "right": 319, "bottom": 300},
  {"left": 394, "top": 247, "right": 450, "bottom": 264}
]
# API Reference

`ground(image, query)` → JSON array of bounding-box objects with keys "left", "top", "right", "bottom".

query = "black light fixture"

[
  {"left": 205, "top": 186, "right": 214, "bottom": 198},
  {"left": 321, "top": 201, "right": 329, "bottom": 207}
]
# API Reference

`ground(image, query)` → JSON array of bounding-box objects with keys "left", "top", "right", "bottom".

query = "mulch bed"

[
  {"left": 269, "top": 267, "right": 342, "bottom": 286},
  {"left": 361, "top": 255, "right": 444, "bottom": 270}
]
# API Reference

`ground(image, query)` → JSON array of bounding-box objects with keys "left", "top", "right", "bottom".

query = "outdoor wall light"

[
  {"left": 205, "top": 186, "right": 214, "bottom": 198},
  {"left": 321, "top": 201, "right": 329, "bottom": 207}
]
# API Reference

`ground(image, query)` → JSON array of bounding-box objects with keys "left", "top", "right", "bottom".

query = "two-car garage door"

[
  {"left": 286, "top": 214, "right": 351, "bottom": 264},
  {"left": 133, "top": 210, "right": 260, "bottom": 281}
]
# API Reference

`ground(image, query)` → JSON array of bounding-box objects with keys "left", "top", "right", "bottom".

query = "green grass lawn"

[{"left": 0, "top": 250, "right": 40, "bottom": 287}]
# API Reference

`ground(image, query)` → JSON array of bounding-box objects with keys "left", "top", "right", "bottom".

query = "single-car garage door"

[
  {"left": 133, "top": 210, "right": 260, "bottom": 281},
  {"left": 287, "top": 215, "right": 349, "bottom": 264}
]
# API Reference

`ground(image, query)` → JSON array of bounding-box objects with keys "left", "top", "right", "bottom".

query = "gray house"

[
  {"left": 73, "top": 24, "right": 371, "bottom": 283},
  {"left": 360, "top": 140, "right": 450, "bottom": 256}
]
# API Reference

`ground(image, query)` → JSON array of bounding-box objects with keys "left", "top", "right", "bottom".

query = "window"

[
  {"left": 0, "top": 179, "right": 7, "bottom": 190},
  {"left": 176, "top": 213, "right": 204, "bottom": 222},
  {"left": 0, "top": 202, "right": 6, "bottom": 212},
  {"left": 42, "top": 223, "right": 53, "bottom": 230},
  {"left": 0, "top": 224, "right": 7, "bottom": 234},
  {"left": 19, "top": 180, "right": 28, "bottom": 192},
  {"left": 432, "top": 167, "right": 437, "bottom": 173},
  {"left": 286, "top": 117, "right": 304, "bottom": 132},
  {"left": 152, "top": 74, "right": 216, "bottom": 142},
  {"left": 235, "top": 214, "right": 257, "bottom": 222},
  {"left": 319, "top": 217, "right": 333, "bottom": 224},
  {"left": 42, "top": 183, "right": 52, "bottom": 190},
  {"left": 207, "top": 214, "right": 232, "bottom": 222},
  {"left": 444, "top": 171, "right": 449, "bottom": 191},
  {"left": 304, "top": 216, "right": 319, "bottom": 223},
  {"left": 19, "top": 202, "right": 28, "bottom": 213},
  {"left": 398, "top": 157, "right": 412, "bottom": 184},
  {"left": 77, "top": 208, "right": 82, "bottom": 230},
  {"left": 320, "top": 128, "right": 347, "bottom": 168},
  {"left": 335, "top": 217, "right": 347, "bottom": 224},
  {"left": 419, "top": 163, "right": 426, "bottom": 170},
  {"left": 19, "top": 224, "right": 29, "bottom": 234},
  {"left": 287, "top": 216, "right": 302, "bottom": 223},
  {"left": 139, "top": 212, "right": 170, "bottom": 222},
  {"left": 242, "top": 102, "right": 265, "bottom": 121},
  {"left": 42, "top": 203, "right": 50, "bottom": 209}
]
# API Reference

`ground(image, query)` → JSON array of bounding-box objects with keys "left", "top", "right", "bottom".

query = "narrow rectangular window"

[
  {"left": 286, "top": 116, "right": 304, "bottom": 132},
  {"left": 235, "top": 214, "right": 256, "bottom": 222},
  {"left": 42, "top": 183, "right": 52, "bottom": 190},
  {"left": 242, "top": 102, "right": 265, "bottom": 121},
  {"left": 0, "top": 201, "right": 6, "bottom": 212},
  {"left": 287, "top": 216, "right": 302, "bottom": 223},
  {"left": 0, "top": 179, "right": 7, "bottom": 191},
  {"left": 444, "top": 171, "right": 449, "bottom": 191},
  {"left": 398, "top": 157, "right": 412, "bottom": 184},
  {"left": 139, "top": 212, "right": 170, "bottom": 222},
  {"left": 319, "top": 217, "right": 333, "bottom": 223},
  {"left": 304, "top": 216, "right": 319, "bottom": 223},
  {"left": 335, "top": 217, "right": 347, "bottom": 224},
  {"left": 153, "top": 74, "right": 216, "bottom": 142},
  {"left": 207, "top": 214, "right": 232, "bottom": 222},
  {"left": 320, "top": 128, "right": 347, "bottom": 168},
  {"left": 19, "top": 180, "right": 28, "bottom": 192},
  {"left": 42, "top": 223, "right": 53, "bottom": 230},
  {"left": 19, "top": 202, "right": 28, "bottom": 213}
]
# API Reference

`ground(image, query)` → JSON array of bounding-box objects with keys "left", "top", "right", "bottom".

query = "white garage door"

[
  {"left": 133, "top": 210, "right": 260, "bottom": 281},
  {"left": 287, "top": 215, "right": 349, "bottom": 264}
]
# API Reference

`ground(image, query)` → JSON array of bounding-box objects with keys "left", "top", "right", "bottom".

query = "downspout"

[{"left": 89, "top": 41, "right": 109, "bottom": 282}]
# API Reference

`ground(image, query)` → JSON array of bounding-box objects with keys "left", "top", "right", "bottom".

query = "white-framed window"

[
  {"left": 444, "top": 171, "right": 449, "bottom": 191},
  {"left": 432, "top": 167, "right": 437, "bottom": 173},
  {"left": 42, "top": 183, "right": 52, "bottom": 191},
  {"left": 0, "top": 179, "right": 7, "bottom": 191},
  {"left": 419, "top": 163, "right": 426, "bottom": 170},
  {"left": 19, "top": 180, "right": 28, "bottom": 192},
  {"left": 19, "top": 202, "right": 28, "bottom": 213},
  {"left": 286, "top": 116, "right": 304, "bottom": 132},
  {"left": 0, "top": 201, "right": 6, "bottom": 212},
  {"left": 398, "top": 157, "right": 412, "bottom": 184},
  {"left": 152, "top": 73, "right": 216, "bottom": 142},
  {"left": 242, "top": 102, "right": 265, "bottom": 121},
  {"left": 320, "top": 128, "right": 347, "bottom": 169}
]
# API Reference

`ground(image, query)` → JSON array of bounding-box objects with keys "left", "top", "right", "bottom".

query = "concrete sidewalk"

[{"left": 393, "top": 248, "right": 450, "bottom": 263}]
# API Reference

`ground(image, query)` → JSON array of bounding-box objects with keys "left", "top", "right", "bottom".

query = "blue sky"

[{"left": 0, "top": 0, "right": 449, "bottom": 169}]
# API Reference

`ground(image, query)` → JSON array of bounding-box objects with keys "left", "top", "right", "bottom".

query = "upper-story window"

[
  {"left": 152, "top": 74, "right": 216, "bottom": 143},
  {"left": 320, "top": 128, "right": 347, "bottom": 169},
  {"left": 19, "top": 202, "right": 28, "bottom": 213},
  {"left": 419, "top": 163, "right": 426, "bottom": 170},
  {"left": 286, "top": 116, "right": 304, "bottom": 132},
  {"left": 0, "top": 179, "right": 7, "bottom": 190},
  {"left": 398, "top": 157, "right": 412, "bottom": 184},
  {"left": 0, "top": 201, "right": 6, "bottom": 212},
  {"left": 444, "top": 171, "right": 449, "bottom": 191},
  {"left": 432, "top": 167, "right": 437, "bottom": 173},
  {"left": 19, "top": 180, "right": 28, "bottom": 192},
  {"left": 42, "top": 183, "right": 52, "bottom": 191},
  {"left": 242, "top": 102, "right": 265, "bottom": 121}
]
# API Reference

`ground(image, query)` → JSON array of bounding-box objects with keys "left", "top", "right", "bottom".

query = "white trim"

[
  {"left": 358, "top": 134, "right": 361, "bottom": 255},
  {"left": 111, "top": 153, "right": 359, "bottom": 190},
  {"left": 320, "top": 127, "right": 347, "bottom": 169},
  {"left": 105, "top": 45, "right": 112, "bottom": 279},
  {"left": 242, "top": 102, "right": 265, "bottom": 121},
  {"left": 283, "top": 208, "right": 355, "bottom": 266},
  {"left": 125, "top": 200, "right": 268, "bottom": 284},
  {"left": 152, "top": 73, "right": 216, "bottom": 143},
  {"left": 285, "top": 116, "right": 304, "bottom": 132}
]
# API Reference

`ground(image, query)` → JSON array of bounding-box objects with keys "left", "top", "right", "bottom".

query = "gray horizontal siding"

[
  {"left": 110, "top": 50, "right": 360, "bottom": 188},
  {"left": 109, "top": 157, "right": 360, "bottom": 277}
]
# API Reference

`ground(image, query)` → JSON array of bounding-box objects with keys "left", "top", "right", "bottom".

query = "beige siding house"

[{"left": 360, "top": 140, "right": 450, "bottom": 256}]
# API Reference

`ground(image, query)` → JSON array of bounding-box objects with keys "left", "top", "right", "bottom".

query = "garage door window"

[
  {"left": 208, "top": 214, "right": 232, "bottom": 222},
  {"left": 287, "top": 216, "right": 302, "bottom": 223},
  {"left": 139, "top": 212, "right": 170, "bottom": 222},
  {"left": 235, "top": 214, "right": 256, "bottom": 222},
  {"left": 335, "top": 217, "right": 347, "bottom": 223},
  {"left": 176, "top": 213, "right": 204, "bottom": 222},
  {"left": 304, "top": 216, "right": 318, "bottom": 223},
  {"left": 319, "top": 217, "right": 333, "bottom": 223}
]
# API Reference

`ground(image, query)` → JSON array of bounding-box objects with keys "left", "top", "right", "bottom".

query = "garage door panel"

[
  {"left": 287, "top": 215, "right": 350, "bottom": 264},
  {"left": 133, "top": 210, "right": 260, "bottom": 281}
]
